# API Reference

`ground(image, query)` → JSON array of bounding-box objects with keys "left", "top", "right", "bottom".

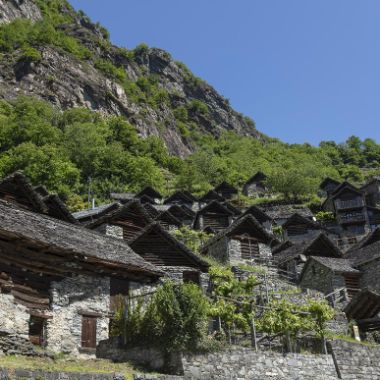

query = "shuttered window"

[
  {"left": 239, "top": 238, "right": 259, "bottom": 260},
  {"left": 81, "top": 316, "right": 97, "bottom": 348}
]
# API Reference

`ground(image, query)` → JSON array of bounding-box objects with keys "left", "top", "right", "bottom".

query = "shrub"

[
  {"left": 114, "top": 281, "right": 210, "bottom": 355},
  {"left": 95, "top": 59, "right": 126, "bottom": 82}
]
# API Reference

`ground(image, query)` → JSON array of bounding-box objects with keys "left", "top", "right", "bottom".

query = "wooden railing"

[{"left": 335, "top": 199, "right": 364, "bottom": 210}]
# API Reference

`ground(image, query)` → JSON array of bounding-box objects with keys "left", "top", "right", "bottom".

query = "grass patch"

[{"left": 0, "top": 355, "right": 135, "bottom": 380}]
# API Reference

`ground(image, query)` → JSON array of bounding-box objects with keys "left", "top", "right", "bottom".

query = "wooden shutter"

[
  {"left": 81, "top": 316, "right": 97, "bottom": 348},
  {"left": 240, "top": 238, "right": 259, "bottom": 259}
]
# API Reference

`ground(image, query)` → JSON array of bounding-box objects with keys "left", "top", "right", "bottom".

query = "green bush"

[
  {"left": 114, "top": 281, "right": 210, "bottom": 355},
  {"left": 94, "top": 59, "right": 126, "bottom": 82}
]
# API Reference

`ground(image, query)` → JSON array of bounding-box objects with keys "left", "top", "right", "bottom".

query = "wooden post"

[{"left": 250, "top": 302, "right": 258, "bottom": 351}]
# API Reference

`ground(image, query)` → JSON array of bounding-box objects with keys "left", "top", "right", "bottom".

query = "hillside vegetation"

[{"left": 0, "top": 0, "right": 380, "bottom": 207}]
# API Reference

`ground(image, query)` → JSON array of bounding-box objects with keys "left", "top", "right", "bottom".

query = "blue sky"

[{"left": 69, "top": 0, "right": 380, "bottom": 145}]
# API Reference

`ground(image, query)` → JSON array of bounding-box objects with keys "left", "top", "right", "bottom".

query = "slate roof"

[
  {"left": 308, "top": 256, "right": 360, "bottom": 274},
  {"left": 345, "top": 228, "right": 380, "bottom": 253},
  {"left": 344, "top": 289, "right": 380, "bottom": 320},
  {"left": 0, "top": 171, "right": 47, "bottom": 213},
  {"left": 164, "top": 191, "right": 195, "bottom": 205},
  {"left": 214, "top": 181, "right": 238, "bottom": 195},
  {"left": 244, "top": 171, "right": 267, "bottom": 186},
  {"left": 155, "top": 210, "right": 182, "bottom": 227},
  {"left": 0, "top": 200, "right": 162, "bottom": 277},
  {"left": 86, "top": 199, "right": 153, "bottom": 230},
  {"left": 345, "top": 240, "right": 380, "bottom": 267},
  {"left": 319, "top": 177, "right": 340, "bottom": 190},
  {"left": 136, "top": 186, "right": 162, "bottom": 200},
  {"left": 199, "top": 190, "right": 225, "bottom": 203},
  {"left": 0, "top": 172, "right": 75, "bottom": 224},
  {"left": 73, "top": 203, "right": 120, "bottom": 221},
  {"left": 129, "top": 222, "right": 209, "bottom": 272},
  {"left": 240, "top": 205, "right": 273, "bottom": 223},
  {"left": 282, "top": 213, "right": 321, "bottom": 229},
  {"left": 259, "top": 204, "right": 314, "bottom": 221},
  {"left": 275, "top": 233, "right": 342, "bottom": 265},
  {"left": 330, "top": 181, "right": 363, "bottom": 198}
]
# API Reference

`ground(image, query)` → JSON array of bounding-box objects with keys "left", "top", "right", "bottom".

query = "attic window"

[{"left": 312, "top": 265, "right": 316, "bottom": 275}]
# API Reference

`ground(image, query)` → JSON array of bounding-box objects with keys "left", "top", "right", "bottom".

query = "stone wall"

[
  {"left": 182, "top": 348, "right": 339, "bottom": 379},
  {"left": 300, "top": 260, "right": 338, "bottom": 295},
  {"left": 328, "top": 339, "right": 380, "bottom": 379},
  {"left": 47, "top": 275, "right": 111, "bottom": 356},
  {"left": 0, "top": 368, "right": 124, "bottom": 379},
  {"left": 0, "top": 293, "right": 30, "bottom": 337},
  {"left": 206, "top": 237, "right": 229, "bottom": 264},
  {"left": 359, "top": 259, "right": 380, "bottom": 292}
]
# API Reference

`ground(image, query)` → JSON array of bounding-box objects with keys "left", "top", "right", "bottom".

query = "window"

[
  {"left": 239, "top": 237, "right": 259, "bottom": 259},
  {"left": 81, "top": 316, "right": 97, "bottom": 348},
  {"left": 183, "top": 271, "right": 201, "bottom": 285},
  {"left": 29, "top": 316, "right": 46, "bottom": 346}
]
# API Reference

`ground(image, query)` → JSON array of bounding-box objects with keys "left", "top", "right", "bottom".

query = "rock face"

[
  {"left": 0, "top": 0, "right": 262, "bottom": 156},
  {"left": 0, "top": 0, "right": 41, "bottom": 24}
]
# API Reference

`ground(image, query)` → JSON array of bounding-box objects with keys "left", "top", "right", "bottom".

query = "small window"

[
  {"left": 312, "top": 265, "right": 316, "bottom": 275},
  {"left": 29, "top": 316, "right": 46, "bottom": 346},
  {"left": 81, "top": 316, "right": 97, "bottom": 348},
  {"left": 183, "top": 271, "right": 201, "bottom": 285}
]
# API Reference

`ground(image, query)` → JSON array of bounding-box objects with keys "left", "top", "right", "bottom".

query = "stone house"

[
  {"left": 239, "top": 205, "right": 273, "bottom": 232},
  {"left": 129, "top": 222, "right": 209, "bottom": 287},
  {"left": 282, "top": 213, "right": 322, "bottom": 242},
  {"left": 193, "top": 200, "right": 235, "bottom": 232},
  {"left": 154, "top": 210, "right": 182, "bottom": 231},
  {"left": 346, "top": 240, "right": 380, "bottom": 293},
  {"left": 73, "top": 203, "right": 120, "bottom": 225},
  {"left": 85, "top": 200, "right": 153, "bottom": 242},
  {"left": 0, "top": 171, "right": 77, "bottom": 224},
  {"left": 214, "top": 181, "right": 238, "bottom": 200},
  {"left": 110, "top": 192, "right": 136, "bottom": 204},
  {"left": 260, "top": 203, "right": 315, "bottom": 226},
  {"left": 299, "top": 256, "right": 361, "bottom": 302},
  {"left": 164, "top": 191, "right": 195, "bottom": 209},
  {"left": 242, "top": 171, "right": 267, "bottom": 197},
  {"left": 319, "top": 177, "right": 340, "bottom": 197},
  {"left": 198, "top": 190, "right": 225, "bottom": 207},
  {"left": 361, "top": 176, "right": 380, "bottom": 207},
  {"left": 135, "top": 186, "right": 163, "bottom": 205},
  {"left": 274, "top": 233, "right": 343, "bottom": 280},
  {"left": 322, "top": 181, "right": 370, "bottom": 236},
  {"left": 144, "top": 203, "right": 195, "bottom": 227},
  {"left": 344, "top": 289, "right": 380, "bottom": 335},
  {"left": 200, "top": 214, "right": 278, "bottom": 265},
  {"left": 0, "top": 199, "right": 161, "bottom": 356}
]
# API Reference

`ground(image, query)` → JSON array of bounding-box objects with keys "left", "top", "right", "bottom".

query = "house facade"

[
  {"left": 0, "top": 200, "right": 161, "bottom": 356},
  {"left": 201, "top": 215, "right": 278, "bottom": 265},
  {"left": 242, "top": 171, "right": 268, "bottom": 197}
]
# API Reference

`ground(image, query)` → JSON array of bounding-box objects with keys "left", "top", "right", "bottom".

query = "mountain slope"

[{"left": 0, "top": 0, "right": 261, "bottom": 156}]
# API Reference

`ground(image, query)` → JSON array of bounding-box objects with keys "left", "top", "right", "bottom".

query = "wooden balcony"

[
  {"left": 338, "top": 212, "right": 366, "bottom": 224},
  {"left": 335, "top": 199, "right": 364, "bottom": 210}
]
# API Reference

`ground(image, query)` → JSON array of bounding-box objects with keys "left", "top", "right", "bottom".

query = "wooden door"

[
  {"left": 29, "top": 316, "right": 45, "bottom": 346},
  {"left": 81, "top": 316, "right": 97, "bottom": 348}
]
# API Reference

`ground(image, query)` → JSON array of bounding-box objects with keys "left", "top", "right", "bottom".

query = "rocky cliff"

[{"left": 0, "top": 0, "right": 261, "bottom": 156}]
